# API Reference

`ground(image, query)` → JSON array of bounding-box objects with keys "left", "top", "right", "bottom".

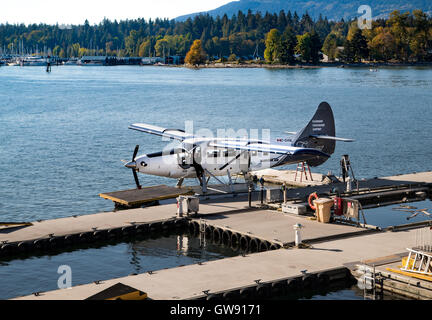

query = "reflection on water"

[{"left": 307, "top": 285, "right": 410, "bottom": 300}]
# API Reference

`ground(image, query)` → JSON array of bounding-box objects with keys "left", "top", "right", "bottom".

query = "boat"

[
  {"left": 64, "top": 59, "right": 78, "bottom": 65},
  {"left": 19, "top": 56, "right": 48, "bottom": 66},
  {"left": 77, "top": 56, "right": 107, "bottom": 66}
]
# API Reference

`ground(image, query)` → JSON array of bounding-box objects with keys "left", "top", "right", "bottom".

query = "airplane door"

[
  {"left": 193, "top": 146, "right": 202, "bottom": 165},
  {"left": 239, "top": 151, "right": 250, "bottom": 173},
  {"left": 177, "top": 152, "right": 192, "bottom": 169}
]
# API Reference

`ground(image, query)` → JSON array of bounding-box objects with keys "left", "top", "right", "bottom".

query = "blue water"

[
  {"left": 0, "top": 234, "right": 238, "bottom": 300},
  {"left": 1, "top": 65, "right": 432, "bottom": 221},
  {"left": 363, "top": 200, "right": 432, "bottom": 228},
  {"left": 1, "top": 65, "right": 431, "bottom": 300}
]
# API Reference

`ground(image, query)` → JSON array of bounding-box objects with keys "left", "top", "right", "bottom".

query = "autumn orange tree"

[{"left": 185, "top": 40, "right": 207, "bottom": 66}]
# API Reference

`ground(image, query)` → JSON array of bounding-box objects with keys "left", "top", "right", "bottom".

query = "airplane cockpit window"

[
  {"left": 147, "top": 148, "right": 186, "bottom": 158},
  {"left": 207, "top": 150, "right": 219, "bottom": 157}
]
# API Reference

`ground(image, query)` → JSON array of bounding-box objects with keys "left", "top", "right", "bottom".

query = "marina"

[
  {"left": 12, "top": 224, "right": 430, "bottom": 300},
  {"left": 1, "top": 65, "right": 432, "bottom": 301},
  {"left": 0, "top": 170, "right": 430, "bottom": 300}
]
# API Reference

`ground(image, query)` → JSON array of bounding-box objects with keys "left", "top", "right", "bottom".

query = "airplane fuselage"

[
  {"left": 133, "top": 138, "right": 325, "bottom": 179},
  {"left": 124, "top": 102, "right": 352, "bottom": 189}
]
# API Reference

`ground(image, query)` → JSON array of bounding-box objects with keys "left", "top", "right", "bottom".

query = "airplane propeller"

[{"left": 124, "top": 145, "right": 142, "bottom": 189}]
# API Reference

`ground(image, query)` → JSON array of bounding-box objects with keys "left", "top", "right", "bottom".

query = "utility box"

[
  {"left": 266, "top": 189, "right": 282, "bottom": 203},
  {"left": 313, "top": 198, "right": 333, "bottom": 223},
  {"left": 282, "top": 203, "right": 307, "bottom": 215},
  {"left": 177, "top": 195, "right": 199, "bottom": 217},
  {"left": 343, "top": 198, "right": 359, "bottom": 220}
]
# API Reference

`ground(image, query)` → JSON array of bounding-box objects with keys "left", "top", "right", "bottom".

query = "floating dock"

[
  {"left": 13, "top": 227, "right": 426, "bottom": 300},
  {"left": 99, "top": 183, "right": 251, "bottom": 209},
  {"left": 2, "top": 171, "right": 432, "bottom": 300},
  {"left": 99, "top": 184, "right": 194, "bottom": 209}
]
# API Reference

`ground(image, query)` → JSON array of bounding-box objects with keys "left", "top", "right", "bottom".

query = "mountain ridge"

[{"left": 176, "top": 0, "right": 432, "bottom": 21}]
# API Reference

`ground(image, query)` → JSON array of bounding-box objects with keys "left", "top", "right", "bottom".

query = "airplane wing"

[
  {"left": 209, "top": 140, "right": 330, "bottom": 158},
  {"left": 129, "top": 123, "right": 192, "bottom": 141}
]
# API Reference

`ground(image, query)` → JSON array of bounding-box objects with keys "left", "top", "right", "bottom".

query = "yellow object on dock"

[
  {"left": 386, "top": 268, "right": 432, "bottom": 283},
  {"left": 0, "top": 222, "right": 32, "bottom": 231},
  {"left": 85, "top": 283, "right": 148, "bottom": 300}
]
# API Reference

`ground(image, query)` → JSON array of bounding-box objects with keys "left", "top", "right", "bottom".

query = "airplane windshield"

[{"left": 147, "top": 148, "right": 186, "bottom": 158}]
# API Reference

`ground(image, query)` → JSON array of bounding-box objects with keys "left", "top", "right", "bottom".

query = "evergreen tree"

[
  {"left": 322, "top": 33, "right": 338, "bottom": 61},
  {"left": 280, "top": 27, "right": 297, "bottom": 64},
  {"left": 350, "top": 29, "right": 369, "bottom": 62}
]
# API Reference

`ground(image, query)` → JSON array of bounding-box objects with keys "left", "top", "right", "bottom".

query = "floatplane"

[{"left": 123, "top": 102, "right": 353, "bottom": 193}]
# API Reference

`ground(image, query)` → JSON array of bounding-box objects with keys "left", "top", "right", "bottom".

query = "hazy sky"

[{"left": 0, "top": 0, "right": 235, "bottom": 25}]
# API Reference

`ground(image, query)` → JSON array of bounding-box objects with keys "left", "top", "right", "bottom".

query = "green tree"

[
  {"left": 228, "top": 53, "right": 237, "bottom": 61},
  {"left": 387, "top": 10, "right": 411, "bottom": 61},
  {"left": 185, "top": 39, "right": 206, "bottom": 65},
  {"left": 411, "top": 10, "right": 430, "bottom": 61},
  {"left": 155, "top": 38, "right": 168, "bottom": 57},
  {"left": 125, "top": 30, "right": 139, "bottom": 56},
  {"left": 295, "top": 31, "right": 321, "bottom": 63},
  {"left": 350, "top": 29, "right": 369, "bottom": 62},
  {"left": 309, "top": 30, "right": 322, "bottom": 64},
  {"left": 279, "top": 27, "right": 297, "bottom": 63},
  {"left": 264, "top": 28, "right": 281, "bottom": 63},
  {"left": 322, "top": 33, "right": 338, "bottom": 61},
  {"left": 295, "top": 32, "right": 312, "bottom": 62}
]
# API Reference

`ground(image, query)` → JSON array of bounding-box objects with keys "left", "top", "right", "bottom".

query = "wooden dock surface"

[
  {"left": 13, "top": 227, "right": 419, "bottom": 300},
  {"left": 194, "top": 209, "right": 369, "bottom": 246},
  {"left": 99, "top": 183, "right": 251, "bottom": 208},
  {"left": 99, "top": 185, "right": 194, "bottom": 206}
]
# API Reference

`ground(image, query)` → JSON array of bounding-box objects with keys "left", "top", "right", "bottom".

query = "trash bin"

[{"left": 313, "top": 198, "right": 333, "bottom": 223}]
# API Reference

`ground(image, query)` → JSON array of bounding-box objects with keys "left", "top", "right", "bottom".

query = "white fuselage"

[{"left": 133, "top": 138, "right": 295, "bottom": 179}]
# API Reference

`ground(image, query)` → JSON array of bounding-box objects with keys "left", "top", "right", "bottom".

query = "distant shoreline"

[{"left": 183, "top": 61, "right": 432, "bottom": 69}]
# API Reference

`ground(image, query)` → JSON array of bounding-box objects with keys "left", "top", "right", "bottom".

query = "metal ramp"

[{"left": 401, "top": 248, "right": 432, "bottom": 276}]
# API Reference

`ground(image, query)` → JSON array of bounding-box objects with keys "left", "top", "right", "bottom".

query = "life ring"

[{"left": 308, "top": 192, "right": 319, "bottom": 210}]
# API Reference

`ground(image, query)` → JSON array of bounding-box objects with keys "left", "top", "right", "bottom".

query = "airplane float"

[{"left": 124, "top": 102, "right": 353, "bottom": 193}]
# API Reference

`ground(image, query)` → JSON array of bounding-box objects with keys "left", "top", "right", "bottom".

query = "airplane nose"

[{"left": 124, "top": 161, "right": 137, "bottom": 169}]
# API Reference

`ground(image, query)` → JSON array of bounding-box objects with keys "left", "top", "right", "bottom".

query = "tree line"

[
  {"left": 1, "top": 9, "right": 431, "bottom": 63},
  {"left": 265, "top": 10, "right": 432, "bottom": 64},
  {"left": 0, "top": 10, "right": 332, "bottom": 58}
]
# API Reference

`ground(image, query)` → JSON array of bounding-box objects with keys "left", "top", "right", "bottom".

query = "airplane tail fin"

[{"left": 292, "top": 102, "right": 336, "bottom": 167}]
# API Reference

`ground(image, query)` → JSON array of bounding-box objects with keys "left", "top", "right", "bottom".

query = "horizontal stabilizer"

[{"left": 310, "top": 135, "right": 355, "bottom": 142}]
